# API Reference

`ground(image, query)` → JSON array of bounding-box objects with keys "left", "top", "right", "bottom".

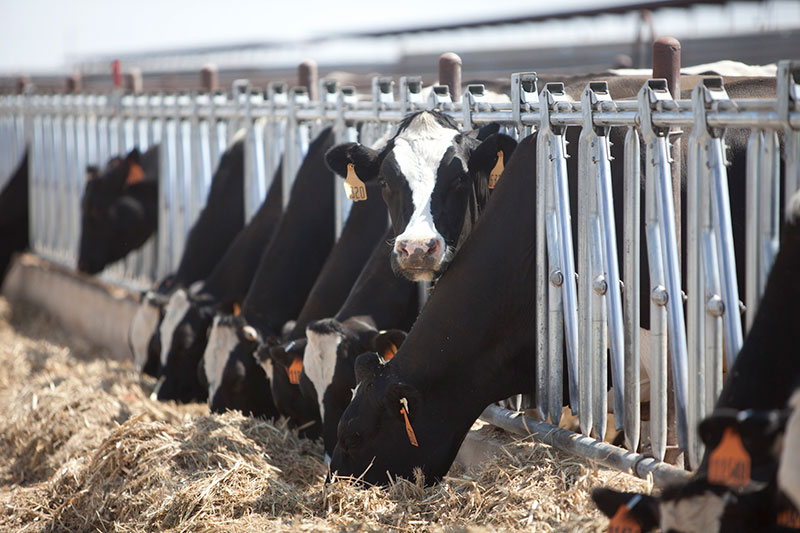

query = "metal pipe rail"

[{"left": 1, "top": 58, "right": 799, "bottom": 478}]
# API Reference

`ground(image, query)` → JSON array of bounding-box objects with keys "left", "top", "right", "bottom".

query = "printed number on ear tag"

[
  {"left": 607, "top": 504, "right": 641, "bottom": 533},
  {"left": 344, "top": 163, "right": 367, "bottom": 202},
  {"left": 287, "top": 358, "right": 303, "bottom": 385},
  {"left": 488, "top": 151, "right": 504, "bottom": 190},
  {"left": 708, "top": 426, "right": 751, "bottom": 488}
]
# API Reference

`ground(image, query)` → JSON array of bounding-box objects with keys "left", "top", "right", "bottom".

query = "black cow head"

[
  {"left": 156, "top": 287, "right": 214, "bottom": 403},
  {"left": 258, "top": 338, "right": 321, "bottom": 439},
  {"left": 329, "top": 350, "right": 462, "bottom": 485},
  {"left": 302, "top": 317, "right": 407, "bottom": 460},
  {"left": 202, "top": 314, "right": 277, "bottom": 418},
  {"left": 78, "top": 148, "right": 156, "bottom": 274},
  {"left": 326, "top": 111, "right": 516, "bottom": 282},
  {"left": 591, "top": 407, "right": 794, "bottom": 532}
]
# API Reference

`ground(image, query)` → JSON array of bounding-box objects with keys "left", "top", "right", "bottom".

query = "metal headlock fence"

[{"left": 0, "top": 52, "right": 798, "bottom": 483}]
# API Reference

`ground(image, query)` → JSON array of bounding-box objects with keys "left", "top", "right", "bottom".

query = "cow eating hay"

[{"left": 0, "top": 297, "right": 648, "bottom": 532}]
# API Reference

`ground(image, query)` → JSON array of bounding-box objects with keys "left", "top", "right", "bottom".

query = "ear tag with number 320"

[
  {"left": 488, "top": 151, "right": 504, "bottom": 189},
  {"left": 708, "top": 426, "right": 751, "bottom": 488},
  {"left": 344, "top": 163, "right": 367, "bottom": 202}
]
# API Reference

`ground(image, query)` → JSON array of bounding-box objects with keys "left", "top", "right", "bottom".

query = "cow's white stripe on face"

[
  {"left": 393, "top": 113, "right": 458, "bottom": 261},
  {"left": 779, "top": 391, "right": 800, "bottom": 510},
  {"left": 659, "top": 492, "right": 725, "bottom": 533},
  {"left": 159, "top": 289, "right": 190, "bottom": 367},
  {"left": 203, "top": 316, "right": 239, "bottom": 400},
  {"left": 130, "top": 294, "right": 160, "bottom": 371},
  {"left": 304, "top": 328, "right": 342, "bottom": 421}
]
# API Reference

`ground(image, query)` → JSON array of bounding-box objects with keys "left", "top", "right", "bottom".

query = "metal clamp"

[
  {"left": 427, "top": 85, "right": 452, "bottom": 110},
  {"left": 399, "top": 76, "right": 423, "bottom": 114},
  {"left": 462, "top": 84, "right": 487, "bottom": 131},
  {"left": 511, "top": 72, "right": 538, "bottom": 138}
]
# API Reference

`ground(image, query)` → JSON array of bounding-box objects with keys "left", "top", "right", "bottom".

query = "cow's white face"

[
  {"left": 159, "top": 289, "right": 190, "bottom": 368},
  {"left": 130, "top": 293, "right": 160, "bottom": 371},
  {"left": 389, "top": 113, "right": 458, "bottom": 282},
  {"left": 304, "top": 326, "right": 342, "bottom": 421},
  {"left": 659, "top": 493, "right": 726, "bottom": 533},
  {"left": 203, "top": 315, "right": 239, "bottom": 401}
]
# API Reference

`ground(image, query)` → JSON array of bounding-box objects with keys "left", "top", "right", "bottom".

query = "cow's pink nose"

[{"left": 395, "top": 239, "right": 441, "bottom": 258}]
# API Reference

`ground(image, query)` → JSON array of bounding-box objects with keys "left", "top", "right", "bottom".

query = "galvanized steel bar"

[{"left": 623, "top": 127, "right": 641, "bottom": 452}]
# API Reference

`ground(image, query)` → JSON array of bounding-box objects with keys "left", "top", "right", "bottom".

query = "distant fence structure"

[{"left": 0, "top": 48, "right": 798, "bottom": 483}]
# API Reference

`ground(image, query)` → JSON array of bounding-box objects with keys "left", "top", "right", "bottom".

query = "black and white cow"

[
  {"left": 129, "top": 134, "right": 248, "bottom": 378},
  {"left": 591, "top": 188, "right": 800, "bottom": 532},
  {"left": 211, "top": 164, "right": 387, "bottom": 421},
  {"left": 329, "top": 132, "right": 539, "bottom": 484},
  {"left": 151, "top": 157, "right": 283, "bottom": 402},
  {"left": 298, "top": 229, "right": 419, "bottom": 461},
  {"left": 326, "top": 112, "right": 516, "bottom": 282},
  {"left": 0, "top": 150, "right": 28, "bottom": 283},
  {"left": 78, "top": 145, "right": 159, "bottom": 274},
  {"left": 197, "top": 126, "right": 337, "bottom": 416}
]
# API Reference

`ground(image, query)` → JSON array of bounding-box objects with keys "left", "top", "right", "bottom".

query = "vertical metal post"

[
  {"left": 777, "top": 61, "right": 800, "bottom": 211},
  {"left": 438, "top": 52, "right": 462, "bottom": 102},
  {"left": 282, "top": 87, "right": 308, "bottom": 209},
  {"left": 623, "top": 127, "right": 641, "bottom": 452},
  {"left": 511, "top": 72, "right": 538, "bottom": 140},
  {"left": 538, "top": 83, "right": 580, "bottom": 424},
  {"left": 638, "top": 79, "right": 689, "bottom": 454}
]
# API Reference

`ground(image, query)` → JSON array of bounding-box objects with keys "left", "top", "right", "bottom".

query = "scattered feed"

[{"left": 0, "top": 297, "right": 651, "bottom": 532}]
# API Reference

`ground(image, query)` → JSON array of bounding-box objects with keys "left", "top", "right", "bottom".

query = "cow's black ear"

[
  {"left": 325, "top": 143, "right": 381, "bottom": 181},
  {"left": 590, "top": 488, "right": 660, "bottom": 531},
  {"left": 85, "top": 165, "right": 100, "bottom": 181},
  {"left": 196, "top": 356, "right": 208, "bottom": 389},
  {"left": 268, "top": 344, "right": 295, "bottom": 369},
  {"left": 354, "top": 351, "right": 383, "bottom": 383},
  {"left": 371, "top": 329, "right": 407, "bottom": 361},
  {"left": 474, "top": 122, "right": 501, "bottom": 141},
  {"left": 467, "top": 133, "right": 518, "bottom": 179}
]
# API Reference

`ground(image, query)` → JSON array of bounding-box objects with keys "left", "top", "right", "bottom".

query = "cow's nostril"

[
  {"left": 395, "top": 242, "right": 409, "bottom": 258},
  {"left": 426, "top": 239, "right": 440, "bottom": 256}
]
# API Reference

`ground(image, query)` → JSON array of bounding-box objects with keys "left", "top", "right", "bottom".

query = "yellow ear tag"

[
  {"left": 286, "top": 357, "right": 303, "bottom": 385},
  {"left": 400, "top": 397, "right": 419, "bottom": 447},
  {"left": 608, "top": 503, "right": 641, "bottom": 533},
  {"left": 344, "top": 163, "right": 367, "bottom": 202},
  {"left": 488, "top": 151, "right": 504, "bottom": 190},
  {"left": 708, "top": 426, "right": 751, "bottom": 488},
  {"left": 126, "top": 162, "right": 144, "bottom": 186}
]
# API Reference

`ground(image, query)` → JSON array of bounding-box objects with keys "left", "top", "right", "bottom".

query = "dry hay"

[{"left": 0, "top": 297, "right": 652, "bottom": 532}]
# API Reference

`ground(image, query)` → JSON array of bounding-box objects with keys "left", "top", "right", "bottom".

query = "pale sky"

[{"left": 0, "top": 0, "right": 631, "bottom": 73}]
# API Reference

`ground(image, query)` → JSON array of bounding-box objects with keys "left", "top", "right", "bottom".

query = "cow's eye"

[{"left": 343, "top": 432, "right": 362, "bottom": 452}]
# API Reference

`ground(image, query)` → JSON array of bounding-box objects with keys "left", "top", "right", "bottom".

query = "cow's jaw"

[
  {"left": 130, "top": 294, "right": 160, "bottom": 370},
  {"left": 203, "top": 316, "right": 239, "bottom": 401},
  {"left": 659, "top": 493, "right": 725, "bottom": 533},
  {"left": 304, "top": 329, "right": 342, "bottom": 421},
  {"left": 392, "top": 113, "right": 457, "bottom": 281},
  {"left": 159, "top": 289, "right": 190, "bottom": 368}
]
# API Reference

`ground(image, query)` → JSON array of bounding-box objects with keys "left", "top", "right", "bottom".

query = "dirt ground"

[{"left": 0, "top": 297, "right": 652, "bottom": 532}]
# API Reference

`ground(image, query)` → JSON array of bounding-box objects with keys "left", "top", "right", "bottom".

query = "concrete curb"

[{"left": 2, "top": 253, "right": 139, "bottom": 361}]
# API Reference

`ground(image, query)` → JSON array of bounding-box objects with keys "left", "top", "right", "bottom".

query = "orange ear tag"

[
  {"left": 126, "top": 162, "right": 144, "bottom": 186},
  {"left": 286, "top": 357, "right": 303, "bottom": 385},
  {"left": 776, "top": 509, "right": 800, "bottom": 529},
  {"left": 399, "top": 397, "right": 419, "bottom": 447},
  {"left": 344, "top": 163, "right": 367, "bottom": 202},
  {"left": 382, "top": 342, "right": 398, "bottom": 362},
  {"left": 708, "top": 426, "right": 751, "bottom": 488},
  {"left": 607, "top": 503, "right": 641, "bottom": 533},
  {"left": 232, "top": 302, "right": 241, "bottom": 316},
  {"left": 488, "top": 151, "right": 504, "bottom": 190}
]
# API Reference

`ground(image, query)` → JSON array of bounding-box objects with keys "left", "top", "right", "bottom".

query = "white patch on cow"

[
  {"left": 351, "top": 383, "right": 361, "bottom": 401},
  {"left": 659, "top": 492, "right": 725, "bottom": 533},
  {"left": 304, "top": 328, "right": 342, "bottom": 421},
  {"left": 203, "top": 316, "right": 239, "bottom": 400},
  {"left": 159, "top": 289, "right": 191, "bottom": 367},
  {"left": 393, "top": 113, "right": 458, "bottom": 276},
  {"left": 230, "top": 127, "right": 247, "bottom": 145},
  {"left": 779, "top": 390, "right": 800, "bottom": 510},
  {"left": 324, "top": 452, "right": 332, "bottom": 466},
  {"left": 130, "top": 294, "right": 160, "bottom": 371},
  {"left": 788, "top": 189, "right": 800, "bottom": 225}
]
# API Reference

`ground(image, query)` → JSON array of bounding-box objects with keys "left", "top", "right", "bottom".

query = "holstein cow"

[
  {"left": 292, "top": 228, "right": 419, "bottom": 461},
  {"left": 0, "top": 150, "right": 28, "bottom": 283},
  {"left": 130, "top": 134, "right": 248, "bottom": 377},
  {"left": 154, "top": 156, "right": 283, "bottom": 403},
  {"left": 591, "top": 188, "right": 800, "bottom": 532},
  {"left": 78, "top": 145, "right": 159, "bottom": 274},
  {"left": 207, "top": 167, "right": 388, "bottom": 420},
  {"left": 326, "top": 111, "right": 516, "bottom": 282},
  {"left": 196, "top": 126, "right": 336, "bottom": 419},
  {"left": 329, "top": 132, "right": 539, "bottom": 484}
]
